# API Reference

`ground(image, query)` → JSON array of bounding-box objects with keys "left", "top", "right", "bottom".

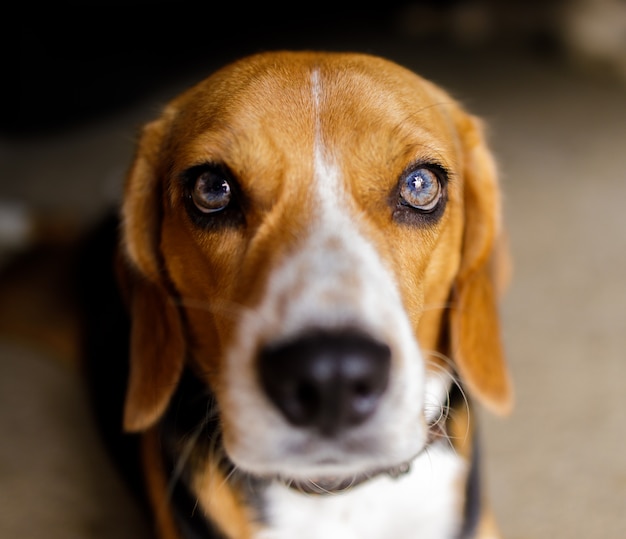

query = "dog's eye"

[
  {"left": 191, "top": 169, "right": 232, "bottom": 213},
  {"left": 399, "top": 168, "right": 442, "bottom": 211}
]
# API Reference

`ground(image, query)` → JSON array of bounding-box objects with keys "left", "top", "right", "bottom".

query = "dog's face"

[{"left": 120, "top": 52, "right": 511, "bottom": 490}]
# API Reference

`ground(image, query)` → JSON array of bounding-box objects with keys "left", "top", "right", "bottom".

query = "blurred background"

[{"left": 2, "top": 1, "right": 626, "bottom": 538}]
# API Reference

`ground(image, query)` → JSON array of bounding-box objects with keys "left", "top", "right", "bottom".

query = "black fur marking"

[
  {"left": 159, "top": 368, "right": 230, "bottom": 538},
  {"left": 160, "top": 368, "right": 269, "bottom": 538},
  {"left": 171, "top": 477, "right": 228, "bottom": 539},
  {"left": 459, "top": 428, "right": 482, "bottom": 539},
  {"left": 447, "top": 383, "right": 482, "bottom": 539}
]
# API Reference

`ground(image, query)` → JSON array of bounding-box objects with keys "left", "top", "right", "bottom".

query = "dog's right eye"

[
  {"left": 183, "top": 165, "right": 245, "bottom": 229},
  {"left": 191, "top": 169, "right": 233, "bottom": 213}
]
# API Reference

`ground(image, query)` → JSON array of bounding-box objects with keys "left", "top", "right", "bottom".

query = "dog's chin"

[
  {"left": 255, "top": 420, "right": 448, "bottom": 495},
  {"left": 277, "top": 460, "right": 413, "bottom": 495}
]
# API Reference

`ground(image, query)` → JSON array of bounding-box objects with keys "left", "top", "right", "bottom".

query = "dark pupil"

[
  {"left": 193, "top": 170, "right": 232, "bottom": 212},
  {"left": 203, "top": 173, "right": 229, "bottom": 197}
]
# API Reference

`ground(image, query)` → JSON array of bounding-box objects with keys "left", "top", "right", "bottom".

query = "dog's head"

[{"left": 119, "top": 51, "right": 512, "bottom": 490}]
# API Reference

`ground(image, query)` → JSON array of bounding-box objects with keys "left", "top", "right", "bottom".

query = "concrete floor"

[{"left": 2, "top": 34, "right": 626, "bottom": 538}]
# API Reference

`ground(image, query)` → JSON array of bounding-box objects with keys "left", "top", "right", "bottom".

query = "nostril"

[
  {"left": 293, "top": 382, "right": 320, "bottom": 422},
  {"left": 352, "top": 381, "right": 378, "bottom": 412},
  {"left": 258, "top": 330, "right": 391, "bottom": 435},
  {"left": 354, "top": 382, "right": 370, "bottom": 398},
  {"left": 297, "top": 383, "right": 317, "bottom": 405}
]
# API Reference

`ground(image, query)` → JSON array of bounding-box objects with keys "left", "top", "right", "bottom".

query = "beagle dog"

[{"left": 88, "top": 50, "right": 513, "bottom": 539}]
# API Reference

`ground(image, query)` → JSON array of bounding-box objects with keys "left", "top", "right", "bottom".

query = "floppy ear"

[
  {"left": 450, "top": 111, "right": 513, "bottom": 416},
  {"left": 122, "top": 116, "right": 171, "bottom": 283},
  {"left": 119, "top": 113, "right": 186, "bottom": 432}
]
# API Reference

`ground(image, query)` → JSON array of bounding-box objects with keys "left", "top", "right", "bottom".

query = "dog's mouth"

[
  {"left": 277, "top": 460, "right": 413, "bottom": 495},
  {"left": 274, "top": 417, "right": 447, "bottom": 495}
]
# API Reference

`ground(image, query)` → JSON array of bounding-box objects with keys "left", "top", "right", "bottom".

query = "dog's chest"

[{"left": 253, "top": 445, "right": 466, "bottom": 539}]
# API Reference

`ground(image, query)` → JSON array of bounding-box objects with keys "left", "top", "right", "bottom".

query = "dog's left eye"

[
  {"left": 399, "top": 168, "right": 442, "bottom": 211},
  {"left": 191, "top": 169, "right": 232, "bottom": 213}
]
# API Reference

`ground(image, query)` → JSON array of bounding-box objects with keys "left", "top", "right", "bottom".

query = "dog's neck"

[{"left": 160, "top": 369, "right": 482, "bottom": 539}]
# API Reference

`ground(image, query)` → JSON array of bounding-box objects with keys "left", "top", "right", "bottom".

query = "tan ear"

[
  {"left": 450, "top": 112, "right": 513, "bottom": 416},
  {"left": 121, "top": 112, "right": 173, "bottom": 283},
  {"left": 119, "top": 110, "right": 186, "bottom": 432},
  {"left": 122, "top": 272, "right": 185, "bottom": 432}
]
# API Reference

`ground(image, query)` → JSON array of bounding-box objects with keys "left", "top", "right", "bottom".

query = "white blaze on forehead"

[
  {"left": 311, "top": 68, "right": 322, "bottom": 116},
  {"left": 266, "top": 67, "right": 401, "bottom": 337}
]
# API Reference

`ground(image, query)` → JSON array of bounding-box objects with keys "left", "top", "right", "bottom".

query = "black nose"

[{"left": 258, "top": 330, "right": 391, "bottom": 436}]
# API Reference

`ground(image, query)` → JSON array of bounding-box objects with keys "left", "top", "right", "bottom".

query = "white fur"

[
  {"left": 254, "top": 443, "right": 466, "bottom": 539},
  {"left": 424, "top": 364, "right": 458, "bottom": 425}
]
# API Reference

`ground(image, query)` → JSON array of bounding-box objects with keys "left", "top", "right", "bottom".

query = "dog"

[{"left": 84, "top": 50, "right": 513, "bottom": 539}]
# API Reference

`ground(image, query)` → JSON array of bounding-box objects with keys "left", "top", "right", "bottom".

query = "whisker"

[
  {"left": 425, "top": 349, "right": 457, "bottom": 371},
  {"left": 190, "top": 497, "right": 200, "bottom": 518},
  {"left": 219, "top": 464, "right": 240, "bottom": 492},
  {"left": 166, "top": 419, "right": 207, "bottom": 500},
  {"left": 423, "top": 352, "right": 472, "bottom": 449},
  {"left": 423, "top": 445, "right": 435, "bottom": 475},
  {"left": 201, "top": 416, "right": 239, "bottom": 495},
  {"left": 426, "top": 365, "right": 451, "bottom": 452},
  {"left": 308, "top": 479, "right": 332, "bottom": 495},
  {"left": 166, "top": 390, "right": 221, "bottom": 502}
]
